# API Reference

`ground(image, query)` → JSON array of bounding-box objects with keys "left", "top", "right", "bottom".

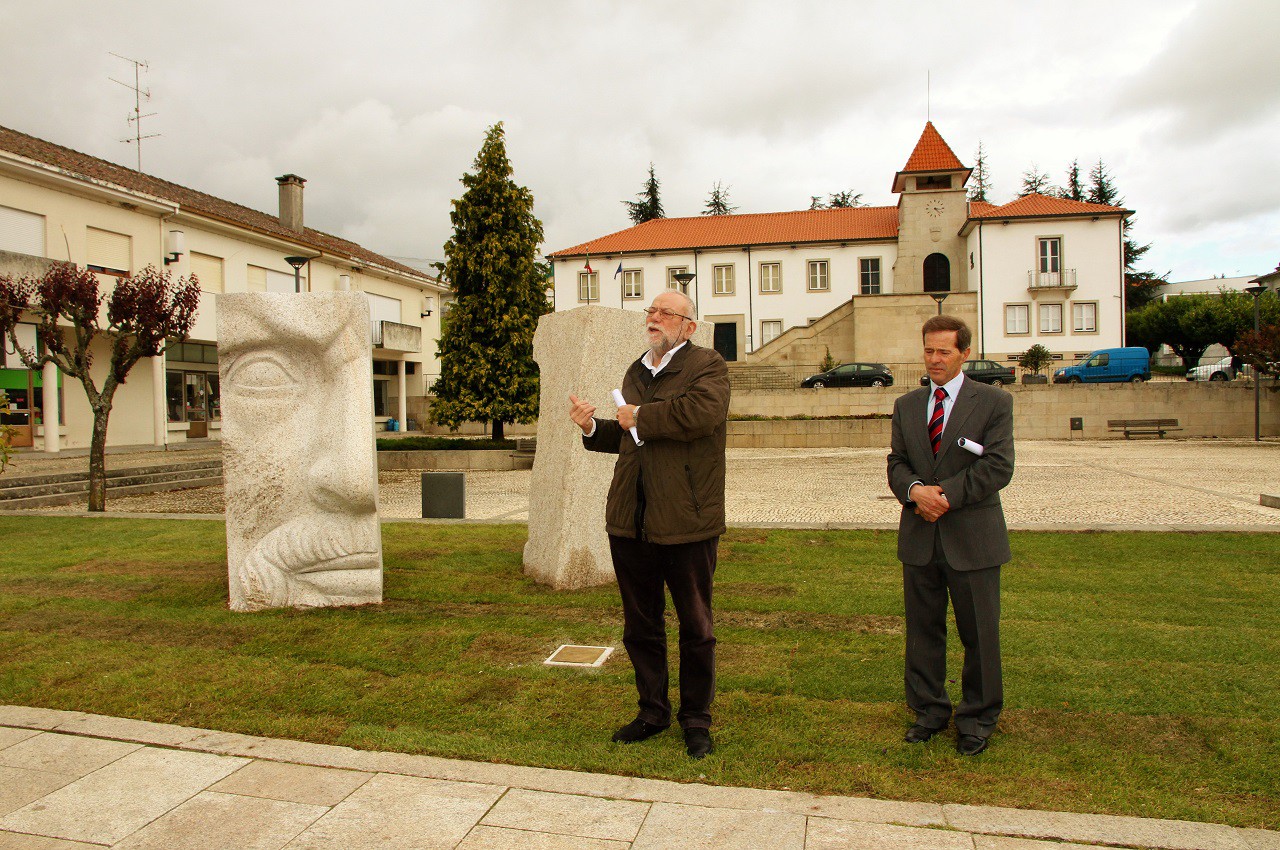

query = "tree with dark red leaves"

[{"left": 0, "top": 262, "right": 200, "bottom": 510}]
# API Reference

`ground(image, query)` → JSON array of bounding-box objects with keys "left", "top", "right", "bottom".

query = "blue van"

[{"left": 1053, "top": 347, "right": 1150, "bottom": 384}]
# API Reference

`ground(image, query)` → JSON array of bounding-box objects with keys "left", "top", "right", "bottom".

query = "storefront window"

[
  {"left": 184, "top": 372, "right": 208, "bottom": 422},
  {"left": 166, "top": 370, "right": 184, "bottom": 422},
  {"left": 206, "top": 374, "right": 220, "bottom": 420},
  {"left": 373, "top": 379, "right": 389, "bottom": 417}
]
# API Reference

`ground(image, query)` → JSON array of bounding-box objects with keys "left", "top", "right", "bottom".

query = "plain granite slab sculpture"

[
  {"left": 524, "top": 305, "right": 712, "bottom": 590},
  {"left": 217, "top": 292, "right": 383, "bottom": 611}
]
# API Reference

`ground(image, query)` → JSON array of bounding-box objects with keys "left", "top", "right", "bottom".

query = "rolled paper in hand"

[
  {"left": 612, "top": 388, "right": 643, "bottom": 446},
  {"left": 957, "top": 437, "right": 984, "bottom": 456}
]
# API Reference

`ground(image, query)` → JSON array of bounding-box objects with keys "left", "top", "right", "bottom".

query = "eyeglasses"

[{"left": 643, "top": 307, "right": 692, "bottom": 322}]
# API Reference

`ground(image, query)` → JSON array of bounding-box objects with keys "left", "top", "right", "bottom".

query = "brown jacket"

[{"left": 583, "top": 342, "right": 730, "bottom": 544}]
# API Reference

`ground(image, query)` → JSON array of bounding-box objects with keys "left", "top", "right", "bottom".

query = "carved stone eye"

[{"left": 228, "top": 355, "right": 299, "bottom": 396}]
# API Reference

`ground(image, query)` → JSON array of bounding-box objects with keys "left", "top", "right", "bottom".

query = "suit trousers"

[
  {"left": 903, "top": 534, "right": 1003, "bottom": 738},
  {"left": 609, "top": 534, "right": 718, "bottom": 730}
]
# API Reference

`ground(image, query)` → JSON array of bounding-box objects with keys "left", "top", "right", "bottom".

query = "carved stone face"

[{"left": 217, "top": 292, "right": 382, "bottom": 611}]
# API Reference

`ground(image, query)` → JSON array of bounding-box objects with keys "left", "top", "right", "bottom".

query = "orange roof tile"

[
  {"left": 0, "top": 124, "right": 436, "bottom": 284},
  {"left": 901, "top": 122, "right": 965, "bottom": 173},
  {"left": 548, "top": 206, "right": 899, "bottom": 258},
  {"left": 968, "top": 193, "right": 1128, "bottom": 219}
]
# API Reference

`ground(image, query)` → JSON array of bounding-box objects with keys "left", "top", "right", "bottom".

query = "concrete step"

[
  {"left": 0, "top": 458, "right": 223, "bottom": 489},
  {"left": 0, "top": 474, "right": 224, "bottom": 510},
  {"left": 0, "top": 465, "right": 223, "bottom": 501}
]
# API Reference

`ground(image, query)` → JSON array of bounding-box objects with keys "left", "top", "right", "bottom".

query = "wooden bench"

[{"left": 1107, "top": 418, "right": 1182, "bottom": 439}]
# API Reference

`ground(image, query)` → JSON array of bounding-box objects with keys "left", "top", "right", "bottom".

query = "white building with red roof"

[{"left": 548, "top": 123, "right": 1129, "bottom": 371}]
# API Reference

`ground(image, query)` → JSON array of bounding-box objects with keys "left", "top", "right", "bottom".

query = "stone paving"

[
  {"left": 1, "top": 708, "right": 1275, "bottom": 850},
  {"left": 16, "top": 439, "right": 1280, "bottom": 529}
]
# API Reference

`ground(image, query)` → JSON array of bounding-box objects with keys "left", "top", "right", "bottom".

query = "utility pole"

[{"left": 109, "top": 52, "right": 159, "bottom": 171}]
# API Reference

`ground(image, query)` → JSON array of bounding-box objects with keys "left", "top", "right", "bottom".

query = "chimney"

[{"left": 276, "top": 174, "right": 306, "bottom": 233}]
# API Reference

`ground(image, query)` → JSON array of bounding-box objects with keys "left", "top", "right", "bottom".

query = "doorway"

[
  {"left": 1, "top": 373, "right": 34, "bottom": 448},
  {"left": 924, "top": 253, "right": 951, "bottom": 293},
  {"left": 713, "top": 323, "right": 738, "bottom": 362}
]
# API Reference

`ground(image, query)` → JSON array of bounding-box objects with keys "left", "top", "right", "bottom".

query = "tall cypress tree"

[
  {"left": 624, "top": 163, "right": 665, "bottom": 224},
  {"left": 968, "top": 141, "right": 991, "bottom": 203},
  {"left": 1058, "top": 159, "right": 1085, "bottom": 202},
  {"left": 430, "top": 122, "right": 547, "bottom": 441}
]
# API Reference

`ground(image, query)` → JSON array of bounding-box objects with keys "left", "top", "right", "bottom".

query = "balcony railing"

[
  {"left": 372, "top": 320, "right": 422, "bottom": 353},
  {"left": 1027, "top": 269, "right": 1077, "bottom": 290}
]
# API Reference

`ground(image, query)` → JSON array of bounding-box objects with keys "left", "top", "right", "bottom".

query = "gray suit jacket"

[{"left": 887, "top": 376, "right": 1014, "bottom": 571}]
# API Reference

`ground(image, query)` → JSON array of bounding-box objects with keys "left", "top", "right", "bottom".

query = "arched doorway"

[{"left": 923, "top": 253, "right": 950, "bottom": 293}]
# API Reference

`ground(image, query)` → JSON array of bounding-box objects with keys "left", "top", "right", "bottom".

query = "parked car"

[
  {"left": 802, "top": 362, "right": 894, "bottom": 388},
  {"left": 1053, "top": 347, "right": 1150, "bottom": 384},
  {"left": 1186, "top": 356, "right": 1236, "bottom": 382},
  {"left": 919, "top": 359, "right": 1016, "bottom": 387}
]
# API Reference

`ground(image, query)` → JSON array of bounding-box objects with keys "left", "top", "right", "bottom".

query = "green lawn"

[{"left": 0, "top": 517, "right": 1276, "bottom": 828}]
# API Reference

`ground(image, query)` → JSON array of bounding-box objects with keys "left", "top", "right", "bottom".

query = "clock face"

[{"left": 925, "top": 199, "right": 945, "bottom": 217}]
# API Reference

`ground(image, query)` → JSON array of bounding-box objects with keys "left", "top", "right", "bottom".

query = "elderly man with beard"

[{"left": 568, "top": 290, "right": 730, "bottom": 759}]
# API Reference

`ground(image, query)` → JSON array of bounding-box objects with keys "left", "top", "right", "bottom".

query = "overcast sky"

[{"left": 2, "top": 0, "right": 1277, "bottom": 282}]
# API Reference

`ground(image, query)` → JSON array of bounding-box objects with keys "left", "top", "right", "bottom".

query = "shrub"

[{"left": 1018, "top": 344, "right": 1054, "bottom": 375}]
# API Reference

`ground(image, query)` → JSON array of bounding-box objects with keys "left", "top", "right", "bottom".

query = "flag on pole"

[
  {"left": 614, "top": 262, "right": 623, "bottom": 279},
  {"left": 583, "top": 255, "right": 593, "bottom": 274}
]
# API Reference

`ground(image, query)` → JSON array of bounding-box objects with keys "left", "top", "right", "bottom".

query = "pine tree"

[
  {"left": 968, "top": 141, "right": 991, "bottom": 203},
  {"left": 430, "top": 122, "right": 548, "bottom": 441},
  {"left": 1083, "top": 159, "right": 1167, "bottom": 310},
  {"left": 827, "top": 190, "right": 863, "bottom": 208},
  {"left": 1086, "top": 159, "right": 1119, "bottom": 206},
  {"left": 624, "top": 163, "right": 665, "bottom": 224},
  {"left": 1020, "top": 165, "right": 1050, "bottom": 196},
  {"left": 809, "top": 196, "right": 826, "bottom": 210},
  {"left": 1058, "top": 160, "right": 1085, "bottom": 201},
  {"left": 702, "top": 181, "right": 737, "bottom": 216}
]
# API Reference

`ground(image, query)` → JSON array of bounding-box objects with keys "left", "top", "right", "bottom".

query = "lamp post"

[
  {"left": 1245, "top": 285, "right": 1265, "bottom": 441},
  {"left": 672, "top": 271, "right": 695, "bottom": 295},
  {"left": 284, "top": 256, "right": 309, "bottom": 293},
  {"left": 930, "top": 292, "right": 949, "bottom": 314}
]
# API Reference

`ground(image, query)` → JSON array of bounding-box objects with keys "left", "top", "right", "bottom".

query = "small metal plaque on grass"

[{"left": 544, "top": 645, "right": 614, "bottom": 667}]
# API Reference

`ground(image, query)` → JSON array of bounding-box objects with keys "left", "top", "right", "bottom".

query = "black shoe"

[
  {"left": 684, "top": 727, "right": 714, "bottom": 759},
  {"left": 956, "top": 734, "right": 989, "bottom": 756},
  {"left": 611, "top": 718, "right": 669, "bottom": 744},
  {"left": 904, "top": 724, "right": 942, "bottom": 744}
]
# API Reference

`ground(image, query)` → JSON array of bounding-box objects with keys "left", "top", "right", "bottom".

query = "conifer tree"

[
  {"left": 1058, "top": 160, "right": 1085, "bottom": 201},
  {"left": 624, "top": 163, "right": 665, "bottom": 224},
  {"left": 968, "top": 141, "right": 991, "bottom": 203},
  {"left": 1019, "top": 165, "right": 1050, "bottom": 196},
  {"left": 1086, "top": 159, "right": 1119, "bottom": 206},
  {"left": 702, "top": 181, "right": 736, "bottom": 216},
  {"left": 430, "top": 122, "right": 548, "bottom": 441}
]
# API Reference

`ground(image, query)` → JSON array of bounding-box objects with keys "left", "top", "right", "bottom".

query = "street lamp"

[
  {"left": 672, "top": 271, "right": 695, "bottom": 294},
  {"left": 930, "top": 292, "right": 949, "bottom": 314},
  {"left": 284, "top": 256, "right": 309, "bottom": 293},
  {"left": 1245, "top": 285, "right": 1265, "bottom": 442}
]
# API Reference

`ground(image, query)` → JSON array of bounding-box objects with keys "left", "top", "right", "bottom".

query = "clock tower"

[{"left": 892, "top": 123, "right": 972, "bottom": 295}]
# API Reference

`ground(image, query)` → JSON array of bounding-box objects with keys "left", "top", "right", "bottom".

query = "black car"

[
  {"left": 802, "top": 363, "right": 894, "bottom": 388},
  {"left": 918, "top": 359, "right": 1016, "bottom": 387}
]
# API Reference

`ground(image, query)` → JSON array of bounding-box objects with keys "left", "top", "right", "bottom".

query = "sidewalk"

[{"left": 0, "top": 707, "right": 1274, "bottom": 850}]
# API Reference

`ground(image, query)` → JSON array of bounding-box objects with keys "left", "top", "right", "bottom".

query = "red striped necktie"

[{"left": 929, "top": 387, "right": 947, "bottom": 457}]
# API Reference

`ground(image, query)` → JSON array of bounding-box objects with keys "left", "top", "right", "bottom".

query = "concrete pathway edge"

[{"left": 1, "top": 706, "right": 1274, "bottom": 850}]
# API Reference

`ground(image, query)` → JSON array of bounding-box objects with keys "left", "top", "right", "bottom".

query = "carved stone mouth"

[{"left": 234, "top": 514, "right": 381, "bottom": 611}]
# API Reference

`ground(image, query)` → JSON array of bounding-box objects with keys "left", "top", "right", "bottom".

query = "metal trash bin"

[{"left": 421, "top": 472, "right": 465, "bottom": 518}]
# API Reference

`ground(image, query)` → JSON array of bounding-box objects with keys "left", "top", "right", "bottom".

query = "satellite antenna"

[{"left": 109, "top": 52, "right": 159, "bottom": 171}]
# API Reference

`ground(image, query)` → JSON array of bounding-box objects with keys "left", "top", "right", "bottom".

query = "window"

[
  {"left": 0, "top": 205, "right": 45, "bottom": 256},
  {"left": 1038, "top": 238, "right": 1061, "bottom": 273},
  {"left": 1005, "top": 304, "right": 1029, "bottom": 335},
  {"left": 712, "top": 264, "right": 735, "bottom": 295},
  {"left": 166, "top": 369, "right": 219, "bottom": 422},
  {"left": 578, "top": 271, "right": 599, "bottom": 302},
  {"left": 190, "top": 252, "right": 224, "bottom": 293},
  {"left": 1073, "top": 302, "right": 1097, "bottom": 333},
  {"left": 86, "top": 227, "right": 130, "bottom": 275},
  {"left": 761, "top": 320, "right": 782, "bottom": 344},
  {"left": 248, "top": 264, "right": 306, "bottom": 293},
  {"left": 1039, "top": 302, "right": 1064, "bottom": 334},
  {"left": 622, "top": 269, "right": 643, "bottom": 299},
  {"left": 916, "top": 175, "right": 951, "bottom": 190},
  {"left": 807, "top": 260, "right": 829, "bottom": 292},
  {"left": 667, "top": 266, "right": 689, "bottom": 291},
  {"left": 859, "top": 258, "right": 881, "bottom": 295},
  {"left": 166, "top": 340, "right": 218, "bottom": 365},
  {"left": 759, "top": 262, "right": 782, "bottom": 293}
]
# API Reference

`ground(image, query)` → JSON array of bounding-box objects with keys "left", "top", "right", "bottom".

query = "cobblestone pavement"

[{"left": 17, "top": 439, "right": 1280, "bottom": 528}]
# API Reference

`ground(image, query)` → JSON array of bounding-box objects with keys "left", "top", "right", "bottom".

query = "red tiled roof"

[
  {"left": 0, "top": 124, "right": 436, "bottom": 284},
  {"left": 548, "top": 206, "right": 899, "bottom": 258},
  {"left": 968, "top": 193, "right": 1128, "bottom": 219},
  {"left": 901, "top": 122, "right": 964, "bottom": 172}
]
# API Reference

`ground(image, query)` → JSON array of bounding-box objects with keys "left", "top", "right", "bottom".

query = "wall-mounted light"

[
  {"left": 164, "top": 230, "right": 186, "bottom": 265},
  {"left": 420, "top": 295, "right": 435, "bottom": 317},
  {"left": 337, "top": 274, "right": 351, "bottom": 291}
]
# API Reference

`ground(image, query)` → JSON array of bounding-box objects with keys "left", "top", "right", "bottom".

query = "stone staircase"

[
  {"left": 0, "top": 458, "right": 223, "bottom": 510},
  {"left": 727, "top": 362, "right": 803, "bottom": 392}
]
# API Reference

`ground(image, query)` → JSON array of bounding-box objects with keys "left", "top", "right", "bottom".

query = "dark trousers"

[
  {"left": 609, "top": 534, "right": 718, "bottom": 730},
  {"left": 903, "top": 545, "right": 1003, "bottom": 738}
]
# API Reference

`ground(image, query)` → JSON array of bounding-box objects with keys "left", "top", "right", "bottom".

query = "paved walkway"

[
  {"left": 13, "top": 439, "right": 1280, "bottom": 530},
  {"left": 1, "top": 707, "right": 1274, "bottom": 850}
]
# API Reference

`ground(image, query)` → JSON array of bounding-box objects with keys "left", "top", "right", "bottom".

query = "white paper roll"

[
  {"left": 612, "top": 388, "right": 643, "bottom": 446},
  {"left": 957, "top": 437, "right": 984, "bottom": 456}
]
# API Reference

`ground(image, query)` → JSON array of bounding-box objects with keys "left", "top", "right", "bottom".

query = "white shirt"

[
  {"left": 583, "top": 342, "right": 688, "bottom": 438},
  {"left": 926, "top": 371, "right": 966, "bottom": 434}
]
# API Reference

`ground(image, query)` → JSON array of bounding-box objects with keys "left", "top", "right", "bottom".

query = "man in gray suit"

[{"left": 887, "top": 315, "right": 1014, "bottom": 756}]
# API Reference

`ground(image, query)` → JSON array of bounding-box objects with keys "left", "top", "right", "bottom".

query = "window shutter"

[
  {"left": 265, "top": 269, "right": 300, "bottom": 293},
  {"left": 87, "top": 227, "right": 131, "bottom": 273},
  {"left": 189, "top": 253, "right": 224, "bottom": 293},
  {"left": 0, "top": 206, "right": 45, "bottom": 256},
  {"left": 246, "top": 265, "right": 267, "bottom": 291}
]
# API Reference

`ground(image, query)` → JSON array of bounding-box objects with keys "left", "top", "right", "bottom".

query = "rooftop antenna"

[{"left": 109, "top": 52, "right": 159, "bottom": 171}]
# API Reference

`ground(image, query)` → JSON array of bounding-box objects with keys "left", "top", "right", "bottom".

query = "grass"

[{"left": 0, "top": 518, "right": 1276, "bottom": 829}]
